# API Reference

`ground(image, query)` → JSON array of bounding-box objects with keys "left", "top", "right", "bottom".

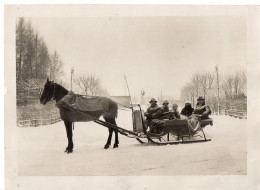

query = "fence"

[
  {"left": 17, "top": 115, "right": 62, "bottom": 127},
  {"left": 224, "top": 109, "right": 247, "bottom": 119}
]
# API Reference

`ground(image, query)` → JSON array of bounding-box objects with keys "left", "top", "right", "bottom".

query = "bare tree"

[
  {"left": 181, "top": 68, "right": 246, "bottom": 113},
  {"left": 233, "top": 72, "right": 241, "bottom": 96},
  {"left": 73, "top": 76, "right": 90, "bottom": 95},
  {"left": 88, "top": 74, "right": 101, "bottom": 96},
  {"left": 180, "top": 83, "right": 195, "bottom": 101},
  {"left": 16, "top": 18, "right": 27, "bottom": 81},
  {"left": 222, "top": 74, "right": 233, "bottom": 99},
  {"left": 49, "top": 51, "right": 64, "bottom": 81},
  {"left": 199, "top": 72, "right": 215, "bottom": 100},
  {"left": 191, "top": 72, "right": 201, "bottom": 97},
  {"left": 235, "top": 71, "right": 247, "bottom": 96},
  {"left": 73, "top": 74, "right": 104, "bottom": 97},
  {"left": 221, "top": 70, "right": 247, "bottom": 99},
  {"left": 241, "top": 70, "right": 247, "bottom": 94}
]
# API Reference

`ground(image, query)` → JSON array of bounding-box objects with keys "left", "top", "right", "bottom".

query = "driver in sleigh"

[
  {"left": 144, "top": 99, "right": 171, "bottom": 133},
  {"left": 144, "top": 98, "right": 160, "bottom": 132}
]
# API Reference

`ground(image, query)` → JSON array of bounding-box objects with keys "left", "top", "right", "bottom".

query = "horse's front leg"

[{"left": 64, "top": 121, "right": 74, "bottom": 153}]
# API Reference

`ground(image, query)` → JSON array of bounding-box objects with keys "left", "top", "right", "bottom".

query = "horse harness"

[{"left": 44, "top": 82, "right": 56, "bottom": 102}]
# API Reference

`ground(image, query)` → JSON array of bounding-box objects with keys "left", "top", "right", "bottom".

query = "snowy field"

[{"left": 17, "top": 110, "right": 246, "bottom": 176}]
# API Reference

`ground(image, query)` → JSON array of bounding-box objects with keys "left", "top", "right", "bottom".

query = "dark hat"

[
  {"left": 149, "top": 98, "right": 157, "bottom": 103},
  {"left": 162, "top": 100, "right": 169, "bottom": 105},
  {"left": 197, "top": 96, "right": 204, "bottom": 101}
]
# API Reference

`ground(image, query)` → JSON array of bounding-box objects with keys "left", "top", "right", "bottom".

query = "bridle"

[{"left": 43, "top": 82, "right": 56, "bottom": 102}]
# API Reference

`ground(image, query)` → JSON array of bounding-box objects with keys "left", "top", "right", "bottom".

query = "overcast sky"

[{"left": 31, "top": 17, "right": 246, "bottom": 99}]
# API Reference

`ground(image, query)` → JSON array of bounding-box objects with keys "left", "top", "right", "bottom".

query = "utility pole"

[
  {"left": 71, "top": 67, "right": 74, "bottom": 91},
  {"left": 215, "top": 65, "right": 220, "bottom": 115},
  {"left": 141, "top": 89, "right": 145, "bottom": 105}
]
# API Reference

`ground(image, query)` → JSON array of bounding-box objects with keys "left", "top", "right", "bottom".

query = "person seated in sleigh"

[
  {"left": 180, "top": 100, "right": 194, "bottom": 119},
  {"left": 170, "top": 103, "right": 181, "bottom": 119},
  {"left": 187, "top": 96, "right": 212, "bottom": 132},
  {"left": 149, "top": 100, "right": 171, "bottom": 133},
  {"left": 144, "top": 98, "right": 161, "bottom": 132},
  {"left": 193, "top": 96, "right": 212, "bottom": 119}
]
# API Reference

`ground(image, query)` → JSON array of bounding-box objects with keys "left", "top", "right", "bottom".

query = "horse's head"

[{"left": 40, "top": 78, "right": 55, "bottom": 105}]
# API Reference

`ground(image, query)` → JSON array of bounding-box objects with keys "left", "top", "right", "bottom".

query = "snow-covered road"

[{"left": 17, "top": 110, "right": 246, "bottom": 175}]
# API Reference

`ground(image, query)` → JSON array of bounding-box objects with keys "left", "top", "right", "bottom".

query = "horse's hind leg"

[
  {"left": 112, "top": 119, "right": 119, "bottom": 148},
  {"left": 104, "top": 128, "right": 113, "bottom": 149},
  {"left": 64, "top": 121, "right": 74, "bottom": 153},
  {"left": 104, "top": 117, "right": 119, "bottom": 149},
  {"left": 113, "top": 129, "right": 119, "bottom": 148}
]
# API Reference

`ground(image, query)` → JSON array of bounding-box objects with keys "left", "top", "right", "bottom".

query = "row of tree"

[
  {"left": 180, "top": 69, "right": 247, "bottom": 112},
  {"left": 16, "top": 18, "right": 64, "bottom": 105}
]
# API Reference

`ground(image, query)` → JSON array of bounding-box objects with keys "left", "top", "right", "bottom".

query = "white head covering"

[{"left": 185, "top": 100, "right": 191, "bottom": 104}]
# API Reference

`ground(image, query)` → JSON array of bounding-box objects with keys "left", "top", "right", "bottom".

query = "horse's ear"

[{"left": 47, "top": 78, "right": 49, "bottom": 82}]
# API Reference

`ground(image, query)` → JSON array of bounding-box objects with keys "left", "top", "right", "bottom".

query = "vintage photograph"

[{"left": 15, "top": 16, "right": 247, "bottom": 176}]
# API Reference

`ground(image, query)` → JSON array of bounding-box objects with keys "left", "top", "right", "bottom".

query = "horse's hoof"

[
  {"left": 65, "top": 149, "right": 73, "bottom": 153},
  {"left": 104, "top": 144, "right": 110, "bottom": 149},
  {"left": 113, "top": 144, "right": 119, "bottom": 148}
]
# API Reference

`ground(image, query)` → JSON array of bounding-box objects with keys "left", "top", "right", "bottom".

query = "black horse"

[{"left": 40, "top": 78, "right": 119, "bottom": 153}]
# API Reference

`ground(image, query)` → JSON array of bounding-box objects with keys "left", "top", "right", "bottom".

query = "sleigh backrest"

[{"left": 132, "top": 109, "right": 145, "bottom": 132}]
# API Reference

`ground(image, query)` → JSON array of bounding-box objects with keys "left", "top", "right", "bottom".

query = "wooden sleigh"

[{"left": 133, "top": 105, "right": 213, "bottom": 145}]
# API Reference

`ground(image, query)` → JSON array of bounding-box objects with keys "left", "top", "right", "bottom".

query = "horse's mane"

[
  {"left": 53, "top": 82, "right": 69, "bottom": 101},
  {"left": 54, "top": 83, "right": 69, "bottom": 92}
]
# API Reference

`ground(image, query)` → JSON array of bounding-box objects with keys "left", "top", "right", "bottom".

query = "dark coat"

[
  {"left": 193, "top": 104, "right": 211, "bottom": 119},
  {"left": 144, "top": 104, "right": 160, "bottom": 119},
  {"left": 181, "top": 105, "right": 194, "bottom": 117},
  {"left": 152, "top": 105, "right": 169, "bottom": 119}
]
